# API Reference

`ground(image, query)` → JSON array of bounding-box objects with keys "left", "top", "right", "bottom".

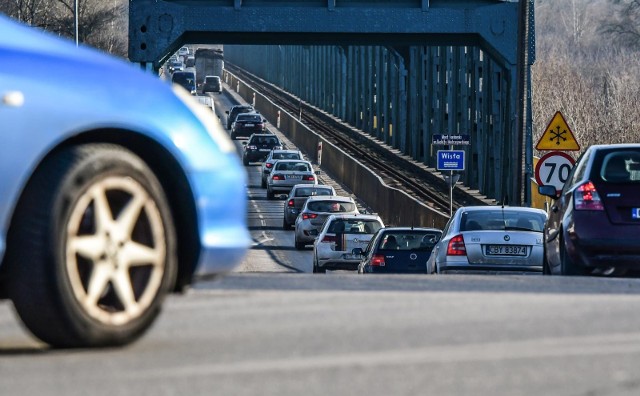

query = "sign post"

[{"left": 437, "top": 150, "right": 465, "bottom": 216}]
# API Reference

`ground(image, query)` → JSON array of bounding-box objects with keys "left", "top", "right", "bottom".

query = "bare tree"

[{"left": 600, "top": 0, "right": 640, "bottom": 50}]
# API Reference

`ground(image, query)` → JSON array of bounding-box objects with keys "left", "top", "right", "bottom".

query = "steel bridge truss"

[{"left": 129, "top": 0, "right": 535, "bottom": 204}]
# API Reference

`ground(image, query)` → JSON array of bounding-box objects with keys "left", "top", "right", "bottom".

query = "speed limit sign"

[{"left": 535, "top": 151, "right": 576, "bottom": 194}]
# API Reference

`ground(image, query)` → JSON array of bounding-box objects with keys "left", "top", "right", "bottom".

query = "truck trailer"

[{"left": 194, "top": 48, "right": 224, "bottom": 92}]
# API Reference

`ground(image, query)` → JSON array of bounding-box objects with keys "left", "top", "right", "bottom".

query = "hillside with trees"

[
  {"left": 1, "top": 0, "right": 637, "bottom": 155},
  {"left": 533, "top": 0, "right": 640, "bottom": 157}
]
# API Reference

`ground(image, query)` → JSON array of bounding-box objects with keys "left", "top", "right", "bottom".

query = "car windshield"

[
  {"left": 460, "top": 210, "right": 546, "bottom": 232},
  {"left": 328, "top": 219, "right": 382, "bottom": 234},
  {"left": 378, "top": 231, "right": 442, "bottom": 251},
  {"left": 275, "top": 162, "right": 310, "bottom": 172},
  {"left": 600, "top": 151, "right": 640, "bottom": 183},
  {"left": 295, "top": 187, "right": 333, "bottom": 197},
  {"left": 307, "top": 201, "right": 356, "bottom": 213},
  {"left": 172, "top": 73, "right": 195, "bottom": 87}
]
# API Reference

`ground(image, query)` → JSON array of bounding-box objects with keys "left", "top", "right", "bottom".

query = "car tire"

[
  {"left": 282, "top": 218, "right": 290, "bottom": 230},
  {"left": 266, "top": 189, "right": 274, "bottom": 200},
  {"left": 6, "top": 144, "right": 177, "bottom": 348},
  {"left": 295, "top": 239, "right": 305, "bottom": 250},
  {"left": 261, "top": 178, "right": 266, "bottom": 188},
  {"left": 243, "top": 157, "right": 249, "bottom": 166},
  {"left": 559, "top": 234, "right": 584, "bottom": 276},
  {"left": 312, "top": 257, "right": 325, "bottom": 273}
]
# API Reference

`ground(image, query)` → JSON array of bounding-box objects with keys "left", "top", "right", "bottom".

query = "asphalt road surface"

[{"left": 2, "top": 89, "right": 640, "bottom": 396}]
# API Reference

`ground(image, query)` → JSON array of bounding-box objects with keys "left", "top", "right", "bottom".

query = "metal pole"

[
  {"left": 74, "top": 0, "right": 79, "bottom": 46},
  {"left": 449, "top": 170, "right": 453, "bottom": 217}
]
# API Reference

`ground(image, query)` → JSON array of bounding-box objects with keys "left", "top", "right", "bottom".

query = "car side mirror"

[
  {"left": 241, "top": 141, "right": 247, "bottom": 146},
  {"left": 262, "top": 118, "right": 267, "bottom": 122},
  {"left": 351, "top": 247, "right": 363, "bottom": 256},
  {"left": 538, "top": 185, "right": 559, "bottom": 199},
  {"left": 225, "top": 111, "right": 229, "bottom": 114},
  {"left": 315, "top": 170, "right": 323, "bottom": 175}
]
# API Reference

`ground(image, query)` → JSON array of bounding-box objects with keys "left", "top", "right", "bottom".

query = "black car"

[
  {"left": 356, "top": 227, "right": 442, "bottom": 274},
  {"left": 171, "top": 71, "right": 196, "bottom": 95},
  {"left": 231, "top": 113, "right": 267, "bottom": 140},
  {"left": 225, "top": 105, "right": 255, "bottom": 129},
  {"left": 538, "top": 144, "right": 640, "bottom": 276},
  {"left": 202, "top": 75, "right": 222, "bottom": 94},
  {"left": 242, "top": 134, "right": 283, "bottom": 165}
]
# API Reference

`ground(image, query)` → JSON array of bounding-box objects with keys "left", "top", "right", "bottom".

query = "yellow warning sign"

[{"left": 536, "top": 111, "right": 580, "bottom": 151}]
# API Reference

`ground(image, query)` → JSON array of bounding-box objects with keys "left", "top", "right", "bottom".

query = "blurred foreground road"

[{"left": 2, "top": 273, "right": 640, "bottom": 396}]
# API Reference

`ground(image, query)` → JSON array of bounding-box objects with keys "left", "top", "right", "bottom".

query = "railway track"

[{"left": 226, "top": 63, "right": 489, "bottom": 214}]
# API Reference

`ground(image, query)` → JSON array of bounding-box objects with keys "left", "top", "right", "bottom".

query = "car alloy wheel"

[{"left": 7, "top": 144, "right": 177, "bottom": 348}]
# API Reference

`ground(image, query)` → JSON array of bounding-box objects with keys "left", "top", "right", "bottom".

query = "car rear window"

[
  {"left": 378, "top": 231, "right": 442, "bottom": 251},
  {"left": 328, "top": 219, "right": 382, "bottom": 234},
  {"left": 275, "top": 162, "right": 310, "bottom": 172},
  {"left": 273, "top": 152, "right": 301, "bottom": 160},
  {"left": 237, "top": 114, "right": 261, "bottom": 122},
  {"left": 172, "top": 73, "right": 195, "bottom": 85},
  {"left": 307, "top": 201, "right": 356, "bottom": 213},
  {"left": 250, "top": 136, "right": 279, "bottom": 146},
  {"left": 295, "top": 187, "right": 333, "bottom": 197},
  {"left": 600, "top": 151, "right": 640, "bottom": 183},
  {"left": 461, "top": 211, "right": 545, "bottom": 232}
]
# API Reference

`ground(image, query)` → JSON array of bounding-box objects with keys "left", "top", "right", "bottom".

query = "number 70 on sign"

[{"left": 534, "top": 151, "right": 576, "bottom": 195}]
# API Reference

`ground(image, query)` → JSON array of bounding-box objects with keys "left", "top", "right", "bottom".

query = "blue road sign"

[{"left": 437, "top": 150, "right": 465, "bottom": 171}]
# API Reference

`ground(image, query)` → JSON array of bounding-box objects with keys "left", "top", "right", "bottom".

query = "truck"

[{"left": 194, "top": 48, "right": 224, "bottom": 92}]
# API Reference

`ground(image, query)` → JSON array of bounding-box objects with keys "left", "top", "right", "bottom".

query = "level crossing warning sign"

[{"left": 536, "top": 111, "right": 580, "bottom": 151}]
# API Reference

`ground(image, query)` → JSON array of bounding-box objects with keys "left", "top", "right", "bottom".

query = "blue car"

[{"left": 0, "top": 15, "right": 250, "bottom": 347}]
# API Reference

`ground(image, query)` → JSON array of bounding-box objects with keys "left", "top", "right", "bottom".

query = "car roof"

[
  {"left": 305, "top": 195, "right": 355, "bottom": 202},
  {"left": 273, "top": 159, "right": 310, "bottom": 164},
  {"left": 457, "top": 206, "right": 546, "bottom": 215},
  {"left": 249, "top": 133, "right": 277, "bottom": 138},
  {"left": 378, "top": 227, "right": 442, "bottom": 232},
  {"left": 326, "top": 214, "right": 381, "bottom": 221},
  {"left": 272, "top": 150, "right": 300, "bottom": 154}
]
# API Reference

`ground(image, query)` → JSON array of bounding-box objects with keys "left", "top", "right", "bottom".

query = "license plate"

[
  {"left": 485, "top": 245, "right": 527, "bottom": 256},
  {"left": 259, "top": 149, "right": 270, "bottom": 152},
  {"left": 632, "top": 208, "right": 640, "bottom": 219},
  {"left": 245, "top": 123, "right": 254, "bottom": 127},
  {"left": 287, "top": 175, "right": 302, "bottom": 179}
]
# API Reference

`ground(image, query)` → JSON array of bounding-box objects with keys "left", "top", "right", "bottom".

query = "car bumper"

[
  {"left": 438, "top": 264, "right": 542, "bottom": 274},
  {"left": 318, "top": 259, "right": 360, "bottom": 271},
  {"left": 569, "top": 236, "right": 640, "bottom": 269},
  {"left": 189, "top": 167, "right": 251, "bottom": 277},
  {"left": 244, "top": 150, "right": 271, "bottom": 162}
]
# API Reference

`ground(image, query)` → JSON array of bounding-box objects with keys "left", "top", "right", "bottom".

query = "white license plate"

[
  {"left": 632, "top": 208, "right": 640, "bottom": 219},
  {"left": 245, "top": 123, "right": 255, "bottom": 127},
  {"left": 485, "top": 245, "right": 527, "bottom": 256},
  {"left": 287, "top": 175, "right": 302, "bottom": 179}
]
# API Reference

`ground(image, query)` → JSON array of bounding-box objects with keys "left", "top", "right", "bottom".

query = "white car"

[
  {"left": 312, "top": 214, "right": 385, "bottom": 273},
  {"left": 294, "top": 195, "right": 359, "bottom": 249},
  {"left": 266, "top": 159, "right": 319, "bottom": 200}
]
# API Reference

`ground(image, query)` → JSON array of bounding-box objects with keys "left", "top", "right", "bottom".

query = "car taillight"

[
  {"left": 266, "top": 163, "right": 273, "bottom": 168},
  {"left": 272, "top": 174, "right": 284, "bottom": 181},
  {"left": 446, "top": 234, "right": 466, "bottom": 256},
  {"left": 371, "top": 254, "right": 386, "bottom": 266},
  {"left": 302, "top": 213, "right": 318, "bottom": 220},
  {"left": 287, "top": 199, "right": 295, "bottom": 207},
  {"left": 257, "top": 123, "right": 264, "bottom": 128},
  {"left": 321, "top": 235, "right": 336, "bottom": 243},
  {"left": 303, "top": 175, "right": 315, "bottom": 181},
  {"left": 574, "top": 181, "right": 604, "bottom": 211}
]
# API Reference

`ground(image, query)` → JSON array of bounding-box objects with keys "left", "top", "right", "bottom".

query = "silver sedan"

[
  {"left": 427, "top": 206, "right": 547, "bottom": 274},
  {"left": 266, "top": 160, "right": 318, "bottom": 200}
]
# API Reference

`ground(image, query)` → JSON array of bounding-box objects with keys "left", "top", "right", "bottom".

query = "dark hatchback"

[
  {"left": 356, "top": 227, "right": 442, "bottom": 274},
  {"left": 231, "top": 113, "right": 266, "bottom": 140},
  {"left": 539, "top": 144, "right": 640, "bottom": 276},
  {"left": 225, "top": 104, "right": 255, "bottom": 129},
  {"left": 171, "top": 71, "right": 196, "bottom": 95},
  {"left": 242, "top": 134, "right": 282, "bottom": 165}
]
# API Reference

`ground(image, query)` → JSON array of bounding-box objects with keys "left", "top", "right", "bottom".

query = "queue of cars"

[{"left": 215, "top": 54, "right": 637, "bottom": 280}]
